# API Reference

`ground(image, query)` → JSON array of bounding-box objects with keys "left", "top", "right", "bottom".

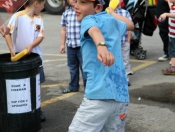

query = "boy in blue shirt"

[{"left": 68, "top": 0, "right": 134, "bottom": 131}]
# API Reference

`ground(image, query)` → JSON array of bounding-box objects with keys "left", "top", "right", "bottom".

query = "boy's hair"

[
  {"left": 92, "top": 0, "right": 110, "bottom": 11},
  {"left": 24, "top": 0, "right": 45, "bottom": 7}
]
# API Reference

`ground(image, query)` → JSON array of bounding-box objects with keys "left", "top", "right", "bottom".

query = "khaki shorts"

[{"left": 69, "top": 97, "right": 128, "bottom": 132}]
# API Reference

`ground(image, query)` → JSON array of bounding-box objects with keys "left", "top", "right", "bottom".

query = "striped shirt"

[
  {"left": 115, "top": 6, "right": 132, "bottom": 44},
  {"left": 61, "top": 7, "right": 81, "bottom": 48},
  {"left": 169, "top": 5, "right": 175, "bottom": 38}
]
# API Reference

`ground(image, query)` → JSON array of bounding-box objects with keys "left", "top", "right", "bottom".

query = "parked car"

[{"left": 44, "top": 0, "right": 65, "bottom": 14}]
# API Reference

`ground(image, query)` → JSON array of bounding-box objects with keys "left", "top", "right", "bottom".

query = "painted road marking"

[
  {"left": 130, "top": 59, "right": 157, "bottom": 71},
  {"left": 43, "top": 53, "right": 67, "bottom": 57},
  {"left": 41, "top": 82, "right": 83, "bottom": 88},
  {"left": 41, "top": 92, "right": 77, "bottom": 107},
  {"left": 42, "top": 83, "right": 69, "bottom": 88},
  {"left": 43, "top": 59, "right": 67, "bottom": 63}
]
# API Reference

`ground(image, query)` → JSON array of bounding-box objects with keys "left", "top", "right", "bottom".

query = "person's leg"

[
  {"left": 124, "top": 42, "right": 133, "bottom": 75},
  {"left": 171, "top": 58, "right": 175, "bottom": 71},
  {"left": 168, "top": 43, "right": 175, "bottom": 72},
  {"left": 158, "top": 20, "right": 169, "bottom": 55},
  {"left": 68, "top": 98, "right": 113, "bottom": 132},
  {"left": 162, "top": 37, "right": 175, "bottom": 75},
  {"left": 66, "top": 47, "right": 80, "bottom": 91},
  {"left": 101, "top": 102, "right": 128, "bottom": 132},
  {"left": 39, "top": 66, "right": 46, "bottom": 122},
  {"left": 77, "top": 48, "right": 86, "bottom": 89},
  {"left": 156, "top": 0, "right": 170, "bottom": 60},
  {"left": 122, "top": 43, "right": 131, "bottom": 86}
]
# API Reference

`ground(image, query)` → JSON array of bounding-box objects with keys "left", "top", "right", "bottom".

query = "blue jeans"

[
  {"left": 168, "top": 37, "right": 175, "bottom": 58},
  {"left": 39, "top": 66, "right": 45, "bottom": 83},
  {"left": 67, "top": 46, "right": 86, "bottom": 90}
]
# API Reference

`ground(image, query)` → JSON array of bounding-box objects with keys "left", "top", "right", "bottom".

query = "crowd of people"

[{"left": 0, "top": 0, "right": 175, "bottom": 131}]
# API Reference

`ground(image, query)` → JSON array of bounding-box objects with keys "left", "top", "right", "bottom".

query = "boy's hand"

[
  {"left": 0, "top": 25, "right": 10, "bottom": 37},
  {"left": 97, "top": 46, "right": 115, "bottom": 66},
  {"left": 60, "top": 45, "right": 66, "bottom": 54},
  {"left": 159, "top": 13, "right": 167, "bottom": 22},
  {"left": 107, "top": 7, "right": 115, "bottom": 14},
  {"left": 10, "top": 49, "right": 15, "bottom": 58},
  {"left": 26, "top": 45, "right": 33, "bottom": 54}
]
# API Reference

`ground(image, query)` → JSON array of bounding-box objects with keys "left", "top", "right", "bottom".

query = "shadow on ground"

[{"left": 130, "top": 83, "right": 175, "bottom": 104}]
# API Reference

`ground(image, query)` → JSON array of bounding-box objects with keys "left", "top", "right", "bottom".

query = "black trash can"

[{"left": 0, "top": 53, "right": 42, "bottom": 132}]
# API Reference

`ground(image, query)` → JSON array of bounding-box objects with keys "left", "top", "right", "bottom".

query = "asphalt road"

[{"left": 0, "top": 11, "right": 175, "bottom": 132}]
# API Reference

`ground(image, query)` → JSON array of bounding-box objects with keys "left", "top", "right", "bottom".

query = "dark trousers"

[
  {"left": 156, "top": 0, "right": 170, "bottom": 55},
  {"left": 67, "top": 46, "right": 86, "bottom": 90}
]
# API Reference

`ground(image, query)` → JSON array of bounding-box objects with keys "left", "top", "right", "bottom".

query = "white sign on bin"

[
  {"left": 36, "top": 74, "right": 40, "bottom": 109},
  {"left": 6, "top": 78, "right": 31, "bottom": 114}
]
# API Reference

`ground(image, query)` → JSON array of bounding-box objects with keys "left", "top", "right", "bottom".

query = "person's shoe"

[
  {"left": 158, "top": 54, "right": 169, "bottom": 61},
  {"left": 128, "top": 71, "right": 134, "bottom": 75},
  {"left": 162, "top": 67, "right": 175, "bottom": 75},
  {"left": 62, "top": 88, "right": 79, "bottom": 94},
  {"left": 41, "top": 111, "right": 46, "bottom": 122},
  {"left": 128, "top": 82, "right": 131, "bottom": 86}
]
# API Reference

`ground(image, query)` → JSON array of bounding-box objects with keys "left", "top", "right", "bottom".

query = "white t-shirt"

[{"left": 8, "top": 10, "right": 44, "bottom": 60}]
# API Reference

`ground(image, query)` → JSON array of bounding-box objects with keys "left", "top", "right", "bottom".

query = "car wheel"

[{"left": 44, "top": 0, "right": 65, "bottom": 14}]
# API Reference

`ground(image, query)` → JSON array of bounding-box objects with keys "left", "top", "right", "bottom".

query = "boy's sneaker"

[
  {"left": 162, "top": 67, "right": 175, "bottom": 75},
  {"left": 128, "top": 82, "right": 131, "bottom": 86},
  {"left": 128, "top": 71, "right": 134, "bottom": 75},
  {"left": 158, "top": 54, "right": 169, "bottom": 61},
  {"left": 41, "top": 111, "right": 46, "bottom": 122}
]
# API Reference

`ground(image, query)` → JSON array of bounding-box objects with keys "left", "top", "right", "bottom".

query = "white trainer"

[
  {"left": 128, "top": 71, "right": 134, "bottom": 75},
  {"left": 158, "top": 54, "right": 169, "bottom": 61}
]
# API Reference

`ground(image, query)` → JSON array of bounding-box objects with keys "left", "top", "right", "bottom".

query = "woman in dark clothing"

[{"left": 156, "top": 0, "right": 170, "bottom": 61}]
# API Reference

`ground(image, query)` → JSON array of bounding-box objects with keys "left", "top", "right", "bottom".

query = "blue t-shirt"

[{"left": 81, "top": 11, "right": 129, "bottom": 103}]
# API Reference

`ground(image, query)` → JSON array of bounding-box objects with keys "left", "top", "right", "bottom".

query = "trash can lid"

[{"left": 0, "top": 53, "right": 42, "bottom": 73}]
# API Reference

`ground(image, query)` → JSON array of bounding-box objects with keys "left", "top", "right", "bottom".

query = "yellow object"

[
  {"left": 148, "top": 0, "right": 157, "bottom": 5},
  {"left": 148, "top": 0, "right": 153, "bottom": 5},
  {"left": 106, "top": 0, "right": 120, "bottom": 13},
  {"left": 11, "top": 49, "right": 28, "bottom": 62}
]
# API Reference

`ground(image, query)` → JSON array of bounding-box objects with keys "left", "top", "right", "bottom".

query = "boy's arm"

[
  {"left": 27, "top": 37, "right": 43, "bottom": 54},
  {"left": 159, "top": 12, "right": 175, "bottom": 21},
  {"left": 159, "top": 1, "right": 175, "bottom": 20},
  {"left": 5, "top": 34, "right": 15, "bottom": 57},
  {"left": 88, "top": 26, "right": 115, "bottom": 66},
  {"left": 109, "top": 8, "right": 134, "bottom": 31},
  {"left": 60, "top": 26, "right": 66, "bottom": 53}
]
